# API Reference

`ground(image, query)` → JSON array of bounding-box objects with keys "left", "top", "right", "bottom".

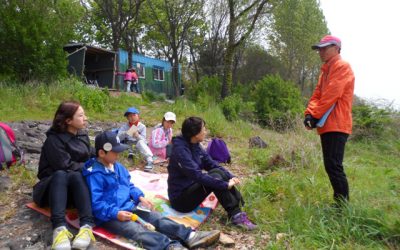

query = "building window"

[
  {"left": 153, "top": 67, "right": 164, "bottom": 81},
  {"left": 135, "top": 62, "right": 145, "bottom": 78}
]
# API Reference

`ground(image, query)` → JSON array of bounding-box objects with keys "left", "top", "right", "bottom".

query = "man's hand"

[
  {"left": 117, "top": 211, "right": 133, "bottom": 221},
  {"left": 304, "top": 114, "right": 318, "bottom": 129}
]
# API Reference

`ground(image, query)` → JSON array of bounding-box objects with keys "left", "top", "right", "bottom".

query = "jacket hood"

[
  {"left": 82, "top": 158, "right": 112, "bottom": 177},
  {"left": 172, "top": 135, "right": 192, "bottom": 147}
]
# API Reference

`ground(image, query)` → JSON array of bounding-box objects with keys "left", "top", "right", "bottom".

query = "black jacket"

[{"left": 37, "top": 128, "right": 93, "bottom": 179}]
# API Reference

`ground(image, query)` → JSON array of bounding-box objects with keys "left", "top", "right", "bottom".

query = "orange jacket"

[{"left": 305, "top": 54, "right": 355, "bottom": 135}]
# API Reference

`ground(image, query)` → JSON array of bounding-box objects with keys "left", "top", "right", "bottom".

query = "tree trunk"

[
  {"left": 222, "top": 46, "right": 234, "bottom": 98},
  {"left": 172, "top": 50, "right": 180, "bottom": 97}
]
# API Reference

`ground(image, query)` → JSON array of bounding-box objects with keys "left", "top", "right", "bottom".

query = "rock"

[
  {"left": 0, "top": 176, "right": 12, "bottom": 192},
  {"left": 219, "top": 233, "right": 235, "bottom": 247},
  {"left": 249, "top": 136, "right": 267, "bottom": 148}
]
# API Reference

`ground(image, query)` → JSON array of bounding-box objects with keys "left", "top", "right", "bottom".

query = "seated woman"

[
  {"left": 149, "top": 112, "right": 176, "bottom": 160},
  {"left": 167, "top": 117, "right": 256, "bottom": 230},
  {"left": 32, "top": 101, "right": 95, "bottom": 250}
]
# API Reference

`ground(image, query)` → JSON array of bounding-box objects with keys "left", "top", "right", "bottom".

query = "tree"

[
  {"left": 221, "top": 0, "right": 271, "bottom": 99},
  {"left": 90, "top": 0, "right": 144, "bottom": 67},
  {"left": 235, "top": 44, "right": 285, "bottom": 86},
  {"left": 269, "top": 0, "right": 328, "bottom": 94},
  {"left": 0, "top": 0, "right": 84, "bottom": 81},
  {"left": 145, "top": 0, "right": 205, "bottom": 97},
  {"left": 197, "top": 0, "right": 228, "bottom": 77}
]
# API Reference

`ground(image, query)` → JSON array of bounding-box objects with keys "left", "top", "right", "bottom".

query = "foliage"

[
  {"left": 220, "top": 94, "right": 255, "bottom": 122},
  {"left": 0, "top": 78, "right": 145, "bottom": 121},
  {"left": 234, "top": 44, "right": 286, "bottom": 86},
  {"left": 0, "top": 0, "right": 84, "bottom": 82},
  {"left": 269, "top": 0, "right": 328, "bottom": 94},
  {"left": 221, "top": 0, "right": 272, "bottom": 98},
  {"left": 352, "top": 102, "right": 397, "bottom": 141},
  {"left": 71, "top": 82, "right": 110, "bottom": 113},
  {"left": 141, "top": 90, "right": 166, "bottom": 102},
  {"left": 186, "top": 76, "right": 222, "bottom": 104},
  {"left": 253, "top": 75, "right": 304, "bottom": 131}
]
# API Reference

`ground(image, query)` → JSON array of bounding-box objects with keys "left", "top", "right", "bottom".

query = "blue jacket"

[
  {"left": 167, "top": 135, "right": 234, "bottom": 200},
  {"left": 82, "top": 158, "right": 144, "bottom": 225}
]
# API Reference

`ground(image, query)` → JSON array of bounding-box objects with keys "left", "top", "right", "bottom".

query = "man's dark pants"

[{"left": 320, "top": 132, "right": 349, "bottom": 202}]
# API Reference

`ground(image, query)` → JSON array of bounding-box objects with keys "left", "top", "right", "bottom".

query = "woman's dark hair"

[
  {"left": 51, "top": 101, "right": 81, "bottom": 133},
  {"left": 181, "top": 117, "right": 205, "bottom": 140}
]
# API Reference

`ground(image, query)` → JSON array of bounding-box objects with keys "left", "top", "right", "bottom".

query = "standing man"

[{"left": 304, "top": 35, "right": 355, "bottom": 204}]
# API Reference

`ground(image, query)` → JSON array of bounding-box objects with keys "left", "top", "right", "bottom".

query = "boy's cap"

[
  {"left": 124, "top": 107, "right": 140, "bottom": 116},
  {"left": 164, "top": 111, "right": 176, "bottom": 122},
  {"left": 95, "top": 131, "right": 128, "bottom": 153},
  {"left": 312, "top": 35, "right": 341, "bottom": 50}
]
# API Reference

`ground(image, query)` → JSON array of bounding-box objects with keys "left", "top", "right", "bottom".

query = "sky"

[{"left": 319, "top": 0, "right": 400, "bottom": 109}]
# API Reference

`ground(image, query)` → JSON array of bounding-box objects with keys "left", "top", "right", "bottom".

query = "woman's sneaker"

[
  {"left": 71, "top": 224, "right": 96, "bottom": 249},
  {"left": 231, "top": 212, "right": 257, "bottom": 230},
  {"left": 52, "top": 226, "right": 73, "bottom": 250}
]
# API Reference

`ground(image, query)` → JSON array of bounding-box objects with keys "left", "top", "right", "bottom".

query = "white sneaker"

[
  {"left": 71, "top": 224, "right": 95, "bottom": 249},
  {"left": 52, "top": 226, "right": 73, "bottom": 250}
]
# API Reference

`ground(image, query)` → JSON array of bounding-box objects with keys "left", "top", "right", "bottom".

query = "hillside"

[{"left": 0, "top": 82, "right": 399, "bottom": 249}]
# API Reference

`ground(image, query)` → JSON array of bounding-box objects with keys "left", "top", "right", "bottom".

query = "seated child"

[
  {"left": 117, "top": 107, "right": 154, "bottom": 172},
  {"left": 149, "top": 112, "right": 176, "bottom": 160},
  {"left": 83, "top": 131, "right": 220, "bottom": 250}
]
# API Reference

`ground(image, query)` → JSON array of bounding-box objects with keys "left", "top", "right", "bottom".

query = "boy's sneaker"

[
  {"left": 144, "top": 163, "right": 153, "bottom": 172},
  {"left": 185, "top": 230, "right": 220, "bottom": 249},
  {"left": 52, "top": 226, "right": 73, "bottom": 250},
  {"left": 71, "top": 224, "right": 95, "bottom": 249},
  {"left": 167, "top": 243, "right": 188, "bottom": 250},
  {"left": 231, "top": 212, "right": 257, "bottom": 230}
]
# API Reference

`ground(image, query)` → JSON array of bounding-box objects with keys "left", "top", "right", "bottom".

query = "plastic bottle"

[{"left": 131, "top": 214, "right": 156, "bottom": 231}]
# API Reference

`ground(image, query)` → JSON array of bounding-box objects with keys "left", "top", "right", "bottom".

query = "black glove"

[{"left": 304, "top": 114, "right": 318, "bottom": 128}]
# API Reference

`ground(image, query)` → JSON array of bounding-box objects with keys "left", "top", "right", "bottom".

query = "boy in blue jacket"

[{"left": 83, "top": 131, "right": 220, "bottom": 250}]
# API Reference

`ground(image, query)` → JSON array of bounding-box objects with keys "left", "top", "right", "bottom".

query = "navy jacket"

[{"left": 167, "top": 135, "right": 233, "bottom": 200}]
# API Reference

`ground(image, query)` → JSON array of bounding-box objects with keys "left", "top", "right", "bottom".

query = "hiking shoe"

[
  {"left": 144, "top": 163, "right": 153, "bottom": 172},
  {"left": 231, "top": 212, "right": 257, "bottom": 230},
  {"left": 167, "top": 243, "right": 188, "bottom": 250},
  {"left": 185, "top": 230, "right": 220, "bottom": 249},
  {"left": 52, "top": 226, "right": 73, "bottom": 250},
  {"left": 71, "top": 224, "right": 95, "bottom": 249}
]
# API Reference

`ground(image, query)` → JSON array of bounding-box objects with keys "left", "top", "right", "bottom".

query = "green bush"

[
  {"left": 252, "top": 75, "right": 303, "bottom": 131},
  {"left": 220, "top": 94, "right": 256, "bottom": 122},
  {"left": 72, "top": 82, "right": 109, "bottom": 113},
  {"left": 141, "top": 90, "right": 166, "bottom": 102},
  {"left": 352, "top": 103, "right": 393, "bottom": 141},
  {"left": 185, "top": 76, "right": 221, "bottom": 104}
]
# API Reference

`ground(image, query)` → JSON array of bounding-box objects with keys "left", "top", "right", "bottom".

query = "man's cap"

[
  {"left": 312, "top": 35, "right": 341, "bottom": 50},
  {"left": 164, "top": 111, "right": 176, "bottom": 122},
  {"left": 124, "top": 107, "right": 140, "bottom": 116},
  {"left": 95, "top": 131, "right": 128, "bottom": 153}
]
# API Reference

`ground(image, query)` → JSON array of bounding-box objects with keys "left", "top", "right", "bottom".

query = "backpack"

[
  {"left": 0, "top": 122, "right": 24, "bottom": 168},
  {"left": 206, "top": 138, "right": 231, "bottom": 164}
]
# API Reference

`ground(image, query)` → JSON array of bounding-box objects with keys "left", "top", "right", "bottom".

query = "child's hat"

[
  {"left": 124, "top": 107, "right": 140, "bottom": 116},
  {"left": 164, "top": 111, "right": 176, "bottom": 122},
  {"left": 95, "top": 131, "right": 128, "bottom": 153}
]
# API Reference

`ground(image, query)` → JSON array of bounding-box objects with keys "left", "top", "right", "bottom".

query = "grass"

[{"left": 1, "top": 79, "right": 399, "bottom": 249}]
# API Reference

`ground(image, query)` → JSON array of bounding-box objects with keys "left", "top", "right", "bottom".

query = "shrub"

[
  {"left": 352, "top": 102, "right": 393, "bottom": 141},
  {"left": 252, "top": 75, "right": 303, "bottom": 131},
  {"left": 71, "top": 81, "right": 109, "bottom": 113},
  {"left": 185, "top": 76, "right": 221, "bottom": 104}
]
